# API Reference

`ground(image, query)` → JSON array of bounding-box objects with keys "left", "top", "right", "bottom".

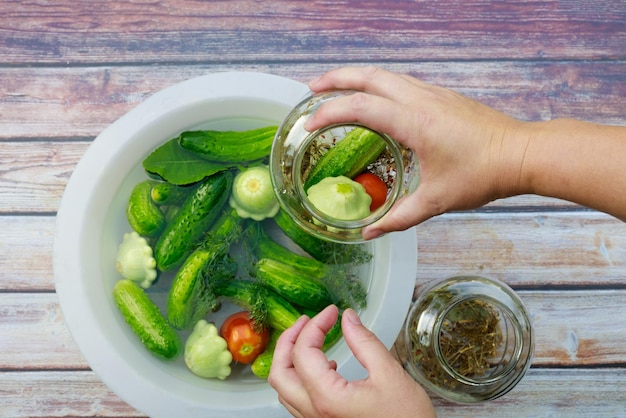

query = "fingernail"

[
  {"left": 303, "top": 119, "right": 313, "bottom": 132},
  {"left": 308, "top": 76, "right": 321, "bottom": 87},
  {"left": 362, "top": 227, "right": 383, "bottom": 241},
  {"left": 344, "top": 308, "right": 362, "bottom": 325}
]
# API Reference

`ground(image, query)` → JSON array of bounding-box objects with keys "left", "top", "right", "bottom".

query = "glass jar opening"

[
  {"left": 435, "top": 296, "right": 523, "bottom": 385},
  {"left": 292, "top": 124, "right": 404, "bottom": 229}
]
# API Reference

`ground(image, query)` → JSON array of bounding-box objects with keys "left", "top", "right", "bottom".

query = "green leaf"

[{"left": 142, "top": 138, "right": 233, "bottom": 185}]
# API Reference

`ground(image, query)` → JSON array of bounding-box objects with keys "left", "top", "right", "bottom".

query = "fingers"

[
  {"left": 309, "top": 66, "right": 426, "bottom": 99},
  {"left": 362, "top": 191, "right": 439, "bottom": 239},
  {"left": 304, "top": 92, "right": 417, "bottom": 145},
  {"left": 340, "top": 309, "right": 399, "bottom": 378},
  {"left": 270, "top": 314, "right": 309, "bottom": 372},
  {"left": 269, "top": 306, "right": 342, "bottom": 417},
  {"left": 290, "top": 305, "right": 342, "bottom": 384}
]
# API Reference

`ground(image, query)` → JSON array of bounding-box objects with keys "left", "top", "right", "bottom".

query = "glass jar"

[
  {"left": 270, "top": 91, "right": 419, "bottom": 243},
  {"left": 395, "top": 276, "right": 534, "bottom": 403}
]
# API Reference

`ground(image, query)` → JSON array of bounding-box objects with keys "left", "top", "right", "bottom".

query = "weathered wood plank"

[
  {"left": 0, "top": 217, "right": 54, "bottom": 291},
  {"left": 0, "top": 142, "right": 87, "bottom": 213},
  {"left": 0, "top": 293, "right": 88, "bottom": 370},
  {"left": 0, "top": 371, "right": 144, "bottom": 417},
  {"left": 414, "top": 212, "right": 626, "bottom": 288},
  {"left": 2, "top": 212, "right": 625, "bottom": 291},
  {"left": 1, "top": 291, "right": 624, "bottom": 370},
  {"left": 1, "top": 61, "right": 624, "bottom": 140},
  {"left": 0, "top": 368, "right": 624, "bottom": 418},
  {"left": 1, "top": 0, "right": 624, "bottom": 64},
  {"left": 431, "top": 368, "right": 626, "bottom": 418}
]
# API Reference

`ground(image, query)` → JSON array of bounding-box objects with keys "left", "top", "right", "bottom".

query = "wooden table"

[{"left": 1, "top": 1, "right": 625, "bottom": 416}]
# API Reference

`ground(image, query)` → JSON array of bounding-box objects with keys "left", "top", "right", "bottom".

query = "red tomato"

[
  {"left": 354, "top": 173, "right": 388, "bottom": 211},
  {"left": 220, "top": 311, "right": 270, "bottom": 364}
]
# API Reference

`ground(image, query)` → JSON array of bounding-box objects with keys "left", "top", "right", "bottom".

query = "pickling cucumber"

[
  {"left": 126, "top": 180, "right": 166, "bottom": 238},
  {"left": 167, "top": 207, "right": 244, "bottom": 330},
  {"left": 178, "top": 125, "right": 278, "bottom": 163},
  {"left": 150, "top": 182, "right": 190, "bottom": 206},
  {"left": 255, "top": 258, "right": 333, "bottom": 311},
  {"left": 304, "top": 127, "right": 387, "bottom": 191},
  {"left": 113, "top": 279, "right": 182, "bottom": 360},
  {"left": 154, "top": 170, "right": 233, "bottom": 271}
]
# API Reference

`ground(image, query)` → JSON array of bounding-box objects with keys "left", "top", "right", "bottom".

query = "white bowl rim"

[{"left": 53, "top": 71, "right": 417, "bottom": 417}]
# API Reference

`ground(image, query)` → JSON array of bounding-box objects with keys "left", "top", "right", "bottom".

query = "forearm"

[{"left": 518, "top": 119, "right": 626, "bottom": 221}]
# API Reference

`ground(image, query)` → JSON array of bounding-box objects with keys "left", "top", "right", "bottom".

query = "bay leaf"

[{"left": 142, "top": 138, "right": 233, "bottom": 185}]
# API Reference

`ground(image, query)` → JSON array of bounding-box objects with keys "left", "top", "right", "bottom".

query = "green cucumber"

[
  {"left": 167, "top": 207, "right": 244, "bottom": 329},
  {"left": 154, "top": 170, "right": 233, "bottom": 271},
  {"left": 245, "top": 224, "right": 327, "bottom": 279},
  {"left": 150, "top": 182, "right": 190, "bottom": 206},
  {"left": 214, "top": 279, "right": 301, "bottom": 332},
  {"left": 272, "top": 209, "right": 329, "bottom": 261},
  {"left": 255, "top": 258, "right": 333, "bottom": 311},
  {"left": 304, "top": 127, "right": 387, "bottom": 191},
  {"left": 126, "top": 180, "right": 166, "bottom": 238},
  {"left": 113, "top": 279, "right": 182, "bottom": 360},
  {"left": 178, "top": 125, "right": 278, "bottom": 163},
  {"left": 250, "top": 328, "right": 282, "bottom": 379}
]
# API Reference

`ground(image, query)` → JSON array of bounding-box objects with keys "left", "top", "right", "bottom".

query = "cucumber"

[
  {"left": 250, "top": 328, "right": 282, "bottom": 379},
  {"left": 154, "top": 170, "right": 233, "bottom": 271},
  {"left": 214, "top": 279, "right": 301, "bottom": 332},
  {"left": 126, "top": 180, "right": 166, "bottom": 238},
  {"left": 272, "top": 209, "right": 329, "bottom": 261},
  {"left": 250, "top": 347, "right": 274, "bottom": 379},
  {"left": 245, "top": 224, "right": 327, "bottom": 279},
  {"left": 113, "top": 279, "right": 182, "bottom": 360},
  {"left": 178, "top": 125, "right": 278, "bottom": 163},
  {"left": 150, "top": 182, "right": 190, "bottom": 206},
  {"left": 304, "top": 127, "right": 387, "bottom": 191},
  {"left": 255, "top": 258, "right": 333, "bottom": 311},
  {"left": 167, "top": 208, "right": 244, "bottom": 329}
]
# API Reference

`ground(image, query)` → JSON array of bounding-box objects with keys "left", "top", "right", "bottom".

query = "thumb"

[{"left": 340, "top": 309, "right": 398, "bottom": 376}]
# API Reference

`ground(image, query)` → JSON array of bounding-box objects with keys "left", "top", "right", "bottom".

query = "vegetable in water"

[
  {"left": 229, "top": 165, "right": 279, "bottom": 221},
  {"left": 220, "top": 311, "right": 270, "bottom": 364},
  {"left": 166, "top": 207, "right": 243, "bottom": 330},
  {"left": 113, "top": 279, "right": 182, "bottom": 360},
  {"left": 126, "top": 180, "right": 166, "bottom": 238},
  {"left": 116, "top": 232, "right": 158, "bottom": 289},
  {"left": 307, "top": 175, "right": 372, "bottom": 220},
  {"left": 154, "top": 170, "right": 232, "bottom": 271},
  {"left": 178, "top": 125, "right": 278, "bottom": 163},
  {"left": 184, "top": 319, "right": 232, "bottom": 380}
]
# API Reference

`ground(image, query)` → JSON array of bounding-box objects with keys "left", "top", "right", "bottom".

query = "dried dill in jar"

[{"left": 396, "top": 276, "right": 534, "bottom": 403}]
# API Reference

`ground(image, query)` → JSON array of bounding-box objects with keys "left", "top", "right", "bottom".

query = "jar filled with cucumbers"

[{"left": 270, "top": 91, "right": 420, "bottom": 243}]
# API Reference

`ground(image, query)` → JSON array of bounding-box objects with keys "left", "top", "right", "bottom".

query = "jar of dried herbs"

[{"left": 395, "top": 276, "right": 534, "bottom": 403}]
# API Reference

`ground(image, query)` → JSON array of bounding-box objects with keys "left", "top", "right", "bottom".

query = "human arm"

[
  {"left": 305, "top": 66, "right": 626, "bottom": 239},
  {"left": 268, "top": 305, "right": 436, "bottom": 418}
]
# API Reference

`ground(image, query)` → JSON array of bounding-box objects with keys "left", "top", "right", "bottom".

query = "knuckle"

[
  {"left": 361, "top": 65, "right": 381, "bottom": 80},
  {"left": 349, "top": 92, "right": 368, "bottom": 112}
]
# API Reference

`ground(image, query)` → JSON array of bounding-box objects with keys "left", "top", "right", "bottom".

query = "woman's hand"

[
  {"left": 268, "top": 305, "right": 436, "bottom": 418},
  {"left": 305, "top": 66, "right": 531, "bottom": 239}
]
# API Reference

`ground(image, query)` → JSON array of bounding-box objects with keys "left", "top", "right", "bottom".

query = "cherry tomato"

[
  {"left": 220, "top": 311, "right": 270, "bottom": 364},
  {"left": 353, "top": 172, "right": 388, "bottom": 211}
]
